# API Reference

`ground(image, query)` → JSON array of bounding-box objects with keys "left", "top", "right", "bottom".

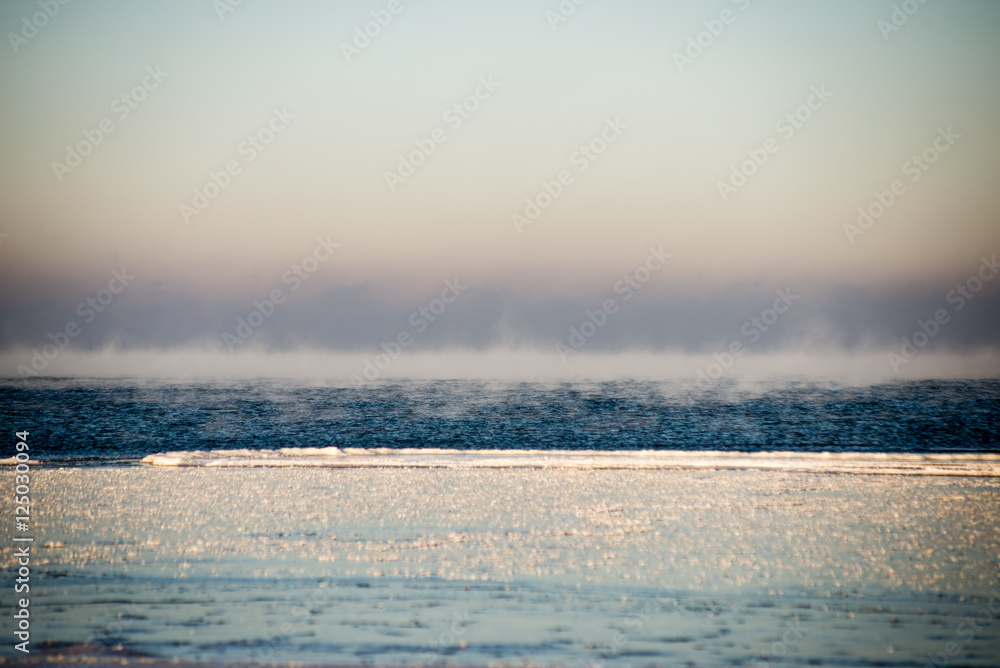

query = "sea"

[
  {"left": 2, "top": 377, "right": 999, "bottom": 667},
  {"left": 1, "top": 377, "right": 999, "bottom": 463}
]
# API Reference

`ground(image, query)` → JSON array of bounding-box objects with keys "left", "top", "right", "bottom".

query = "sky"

[{"left": 0, "top": 0, "right": 998, "bottom": 379}]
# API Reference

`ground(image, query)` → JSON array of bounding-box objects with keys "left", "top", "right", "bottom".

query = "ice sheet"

[
  {"left": 2, "top": 466, "right": 999, "bottom": 667},
  {"left": 140, "top": 447, "right": 1000, "bottom": 476}
]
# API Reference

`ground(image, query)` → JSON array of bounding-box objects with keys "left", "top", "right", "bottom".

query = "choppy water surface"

[{"left": 1, "top": 378, "right": 998, "bottom": 461}]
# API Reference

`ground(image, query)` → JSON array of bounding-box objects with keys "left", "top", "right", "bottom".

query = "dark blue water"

[{"left": 1, "top": 378, "right": 998, "bottom": 462}]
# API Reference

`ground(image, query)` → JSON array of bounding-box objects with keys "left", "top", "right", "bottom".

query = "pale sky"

[{"left": 1, "top": 0, "right": 998, "bottom": 376}]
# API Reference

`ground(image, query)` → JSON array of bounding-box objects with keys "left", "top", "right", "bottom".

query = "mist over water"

[{"left": 4, "top": 347, "right": 1000, "bottom": 381}]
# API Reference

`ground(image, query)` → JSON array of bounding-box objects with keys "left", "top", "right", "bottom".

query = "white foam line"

[
  {"left": 138, "top": 448, "right": 1000, "bottom": 477},
  {"left": 0, "top": 458, "right": 41, "bottom": 466}
]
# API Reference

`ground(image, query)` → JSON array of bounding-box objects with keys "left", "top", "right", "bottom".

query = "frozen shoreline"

[
  {"left": 140, "top": 447, "right": 1000, "bottom": 477},
  {"left": 2, "top": 466, "right": 998, "bottom": 666}
]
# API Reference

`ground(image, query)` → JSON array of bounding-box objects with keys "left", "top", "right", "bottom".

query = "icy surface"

[{"left": 2, "top": 466, "right": 999, "bottom": 666}]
